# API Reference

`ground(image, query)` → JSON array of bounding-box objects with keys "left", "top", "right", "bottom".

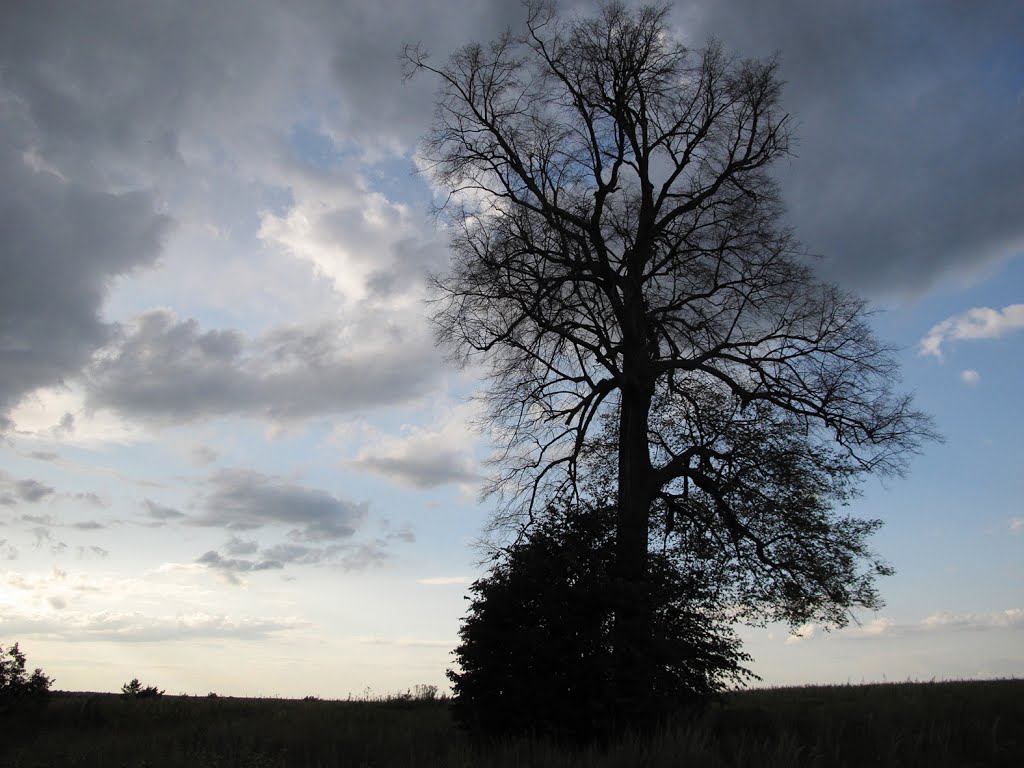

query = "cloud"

[
  {"left": 83, "top": 310, "right": 443, "bottom": 426},
  {"left": 345, "top": 404, "right": 481, "bottom": 490},
  {"left": 193, "top": 468, "right": 367, "bottom": 542},
  {"left": 77, "top": 545, "right": 109, "bottom": 559},
  {"left": 0, "top": 473, "right": 56, "bottom": 506},
  {"left": 143, "top": 499, "right": 186, "bottom": 522},
  {"left": 960, "top": 369, "right": 981, "bottom": 385},
  {"left": 784, "top": 622, "right": 818, "bottom": 645},
  {"left": 672, "top": 1, "right": 1024, "bottom": 297},
  {"left": 223, "top": 536, "right": 259, "bottom": 556},
  {"left": 196, "top": 550, "right": 284, "bottom": 585},
  {"left": 416, "top": 576, "right": 469, "bottom": 585},
  {"left": 921, "top": 609, "right": 1024, "bottom": 631},
  {"left": 71, "top": 521, "right": 106, "bottom": 531},
  {"left": 1010, "top": 517, "right": 1024, "bottom": 535},
  {"left": 0, "top": 610, "right": 307, "bottom": 643},
  {"left": 0, "top": 100, "right": 169, "bottom": 427},
  {"left": 857, "top": 617, "right": 894, "bottom": 637},
  {"left": 353, "top": 635, "right": 455, "bottom": 648},
  {"left": 919, "top": 305, "right": 1024, "bottom": 359}
]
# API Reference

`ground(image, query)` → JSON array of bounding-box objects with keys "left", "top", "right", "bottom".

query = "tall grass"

[{"left": 2, "top": 679, "right": 1020, "bottom": 767}]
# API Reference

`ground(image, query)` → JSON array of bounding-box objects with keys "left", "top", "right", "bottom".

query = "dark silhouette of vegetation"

[
  {"left": 121, "top": 678, "right": 164, "bottom": 699},
  {"left": 405, "top": 0, "right": 936, "bottom": 724},
  {"left": 0, "top": 681, "right": 1020, "bottom": 767},
  {"left": 0, "top": 642, "right": 53, "bottom": 717},
  {"left": 449, "top": 498, "right": 754, "bottom": 741}
]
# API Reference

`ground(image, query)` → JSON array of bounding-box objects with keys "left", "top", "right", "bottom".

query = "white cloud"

[
  {"left": 0, "top": 609, "right": 307, "bottom": 642},
  {"left": 345, "top": 402, "right": 482, "bottom": 490},
  {"left": 785, "top": 622, "right": 817, "bottom": 645},
  {"left": 919, "top": 304, "right": 1024, "bottom": 359},
  {"left": 353, "top": 635, "right": 454, "bottom": 648},
  {"left": 960, "top": 369, "right": 981, "bottom": 385},
  {"left": 921, "top": 608, "right": 1024, "bottom": 631},
  {"left": 1010, "top": 517, "right": 1024, "bottom": 534},
  {"left": 858, "top": 616, "right": 894, "bottom": 636},
  {"left": 416, "top": 576, "right": 469, "bottom": 585}
]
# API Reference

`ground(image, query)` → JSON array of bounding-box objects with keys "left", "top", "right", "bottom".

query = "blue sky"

[{"left": 1, "top": 0, "right": 1022, "bottom": 697}]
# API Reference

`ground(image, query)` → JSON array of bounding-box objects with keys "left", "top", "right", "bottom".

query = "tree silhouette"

[
  {"left": 448, "top": 498, "right": 752, "bottom": 740},
  {"left": 406, "top": 0, "right": 935, "bottom": 717},
  {"left": 0, "top": 642, "right": 53, "bottom": 717}
]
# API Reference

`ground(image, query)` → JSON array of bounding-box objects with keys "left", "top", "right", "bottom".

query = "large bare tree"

[{"left": 405, "top": 1, "right": 933, "bottom": 712}]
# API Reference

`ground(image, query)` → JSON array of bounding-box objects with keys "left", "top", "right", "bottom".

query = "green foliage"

[
  {"left": 121, "top": 678, "right": 164, "bottom": 699},
  {"left": 448, "top": 500, "right": 755, "bottom": 741},
  {"left": 0, "top": 642, "right": 53, "bottom": 715}
]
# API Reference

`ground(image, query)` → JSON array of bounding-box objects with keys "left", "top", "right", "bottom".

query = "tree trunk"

[{"left": 612, "top": 326, "right": 655, "bottom": 723}]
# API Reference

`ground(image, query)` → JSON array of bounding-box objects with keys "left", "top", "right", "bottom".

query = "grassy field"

[{"left": 2, "top": 679, "right": 1020, "bottom": 767}]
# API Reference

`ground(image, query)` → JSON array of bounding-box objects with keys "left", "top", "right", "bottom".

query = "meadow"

[{"left": 2, "top": 679, "right": 1020, "bottom": 767}]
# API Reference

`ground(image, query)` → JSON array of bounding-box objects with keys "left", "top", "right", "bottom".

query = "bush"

[
  {"left": 0, "top": 642, "right": 53, "bottom": 716},
  {"left": 448, "top": 501, "right": 754, "bottom": 742},
  {"left": 121, "top": 678, "right": 164, "bottom": 699}
]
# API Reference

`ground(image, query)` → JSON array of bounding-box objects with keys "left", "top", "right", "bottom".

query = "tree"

[
  {"left": 448, "top": 498, "right": 753, "bottom": 741},
  {"left": 0, "top": 642, "right": 53, "bottom": 716},
  {"left": 405, "top": 1, "right": 934, "bottom": 716},
  {"left": 121, "top": 678, "right": 164, "bottom": 699}
]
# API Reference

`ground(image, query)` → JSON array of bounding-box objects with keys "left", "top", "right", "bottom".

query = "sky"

[{"left": 1, "top": 0, "right": 1022, "bottom": 698}]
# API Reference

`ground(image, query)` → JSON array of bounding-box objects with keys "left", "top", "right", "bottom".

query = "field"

[{"left": 2, "top": 679, "right": 1021, "bottom": 767}]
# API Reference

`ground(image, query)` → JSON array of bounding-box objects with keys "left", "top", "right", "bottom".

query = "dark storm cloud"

[
  {"left": 0, "top": 116, "right": 169, "bottom": 426},
  {"left": 316, "top": 0, "right": 528, "bottom": 148},
  {"left": 83, "top": 310, "right": 443, "bottom": 425},
  {"left": 194, "top": 468, "right": 368, "bottom": 542},
  {"left": 671, "top": 0, "right": 1024, "bottom": 296}
]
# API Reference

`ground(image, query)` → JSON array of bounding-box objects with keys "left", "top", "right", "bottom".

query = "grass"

[{"left": 2, "top": 679, "right": 1020, "bottom": 767}]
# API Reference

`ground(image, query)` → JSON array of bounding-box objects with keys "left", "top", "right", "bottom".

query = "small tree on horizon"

[
  {"left": 0, "top": 642, "right": 53, "bottom": 716},
  {"left": 121, "top": 678, "right": 164, "bottom": 699}
]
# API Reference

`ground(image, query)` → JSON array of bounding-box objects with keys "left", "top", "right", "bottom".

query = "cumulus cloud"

[
  {"left": 143, "top": 499, "right": 186, "bottom": 522},
  {"left": 193, "top": 468, "right": 367, "bottom": 542},
  {"left": 0, "top": 473, "right": 56, "bottom": 506},
  {"left": 857, "top": 617, "right": 894, "bottom": 637},
  {"left": 0, "top": 145, "right": 170, "bottom": 426},
  {"left": 919, "top": 304, "right": 1024, "bottom": 359},
  {"left": 345, "top": 405, "right": 481, "bottom": 490},
  {"left": 196, "top": 550, "right": 284, "bottom": 585},
  {"left": 83, "top": 310, "right": 443, "bottom": 426}
]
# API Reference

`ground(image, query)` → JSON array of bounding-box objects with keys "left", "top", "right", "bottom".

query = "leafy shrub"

[
  {"left": 121, "top": 678, "right": 164, "bottom": 699},
  {"left": 448, "top": 500, "right": 754, "bottom": 742},
  {"left": 0, "top": 642, "right": 53, "bottom": 715}
]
